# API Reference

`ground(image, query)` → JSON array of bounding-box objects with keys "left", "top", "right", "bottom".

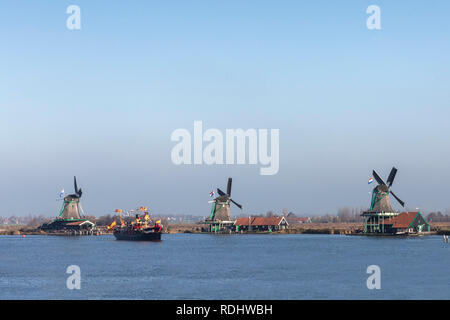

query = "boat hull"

[{"left": 113, "top": 230, "right": 161, "bottom": 241}]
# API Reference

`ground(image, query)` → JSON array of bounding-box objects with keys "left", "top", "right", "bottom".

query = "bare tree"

[{"left": 337, "top": 207, "right": 352, "bottom": 222}]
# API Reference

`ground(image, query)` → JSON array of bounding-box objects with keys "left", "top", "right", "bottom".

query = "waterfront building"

[
  {"left": 381, "top": 211, "right": 431, "bottom": 235},
  {"left": 234, "top": 216, "right": 289, "bottom": 232}
]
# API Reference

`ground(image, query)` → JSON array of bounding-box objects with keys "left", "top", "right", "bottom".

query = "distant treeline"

[
  {"left": 2, "top": 208, "right": 449, "bottom": 227},
  {"left": 319, "top": 207, "right": 365, "bottom": 223},
  {"left": 237, "top": 207, "right": 450, "bottom": 224},
  {"left": 0, "top": 215, "right": 51, "bottom": 226},
  {"left": 0, "top": 214, "right": 196, "bottom": 227},
  {"left": 426, "top": 211, "right": 450, "bottom": 222},
  {"left": 237, "top": 207, "right": 365, "bottom": 223}
]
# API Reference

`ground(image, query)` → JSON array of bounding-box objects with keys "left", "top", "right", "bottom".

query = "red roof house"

[
  {"left": 234, "top": 216, "right": 289, "bottom": 232},
  {"left": 382, "top": 212, "right": 431, "bottom": 234}
]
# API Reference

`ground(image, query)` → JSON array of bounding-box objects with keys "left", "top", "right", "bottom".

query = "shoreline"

[{"left": 2, "top": 222, "right": 449, "bottom": 236}]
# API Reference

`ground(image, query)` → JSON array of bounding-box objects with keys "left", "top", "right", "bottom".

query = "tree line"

[
  {"left": 426, "top": 211, "right": 450, "bottom": 222},
  {"left": 2, "top": 208, "right": 450, "bottom": 227},
  {"left": 235, "top": 207, "right": 365, "bottom": 223}
]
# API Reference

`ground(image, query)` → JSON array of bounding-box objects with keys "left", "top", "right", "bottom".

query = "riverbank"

[
  {"left": 158, "top": 221, "right": 450, "bottom": 235},
  {"left": 0, "top": 225, "right": 108, "bottom": 236},
  {"left": 2, "top": 222, "right": 450, "bottom": 236},
  {"left": 164, "top": 222, "right": 362, "bottom": 234},
  {"left": 165, "top": 221, "right": 450, "bottom": 235}
]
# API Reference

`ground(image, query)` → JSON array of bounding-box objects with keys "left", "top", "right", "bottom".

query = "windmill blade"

[
  {"left": 226, "top": 178, "right": 232, "bottom": 196},
  {"left": 230, "top": 198, "right": 242, "bottom": 209},
  {"left": 386, "top": 167, "right": 398, "bottom": 187},
  {"left": 217, "top": 188, "right": 226, "bottom": 197},
  {"left": 372, "top": 170, "right": 386, "bottom": 186},
  {"left": 74, "top": 176, "right": 78, "bottom": 193},
  {"left": 74, "top": 176, "right": 82, "bottom": 197},
  {"left": 390, "top": 190, "right": 405, "bottom": 207},
  {"left": 78, "top": 202, "right": 85, "bottom": 218}
]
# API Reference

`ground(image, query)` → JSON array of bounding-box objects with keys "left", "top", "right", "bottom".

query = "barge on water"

[
  {"left": 114, "top": 225, "right": 161, "bottom": 241},
  {"left": 109, "top": 211, "right": 162, "bottom": 241}
]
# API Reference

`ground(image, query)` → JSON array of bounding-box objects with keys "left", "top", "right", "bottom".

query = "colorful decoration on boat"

[{"left": 107, "top": 221, "right": 117, "bottom": 230}]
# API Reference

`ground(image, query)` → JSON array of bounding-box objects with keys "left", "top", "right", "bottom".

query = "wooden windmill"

[
  {"left": 58, "top": 176, "right": 84, "bottom": 219},
  {"left": 206, "top": 178, "right": 242, "bottom": 232},
  {"left": 208, "top": 177, "right": 242, "bottom": 221},
  {"left": 362, "top": 167, "right": 406, "bottom": 234},
  {"left": 40, "top": 176, "right": 96, "bottom": 234},
  {"left": 369, "top": 167, "right": 405, "bottom": 212}
]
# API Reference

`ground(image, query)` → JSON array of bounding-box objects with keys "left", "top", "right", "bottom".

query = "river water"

[{"left": 0, "top": 234, "right": 448, "bottom": 299}]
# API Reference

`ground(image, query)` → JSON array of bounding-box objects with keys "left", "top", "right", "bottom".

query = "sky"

[{"left": 0, "top": 1, "right": 449, "bottom": 217}]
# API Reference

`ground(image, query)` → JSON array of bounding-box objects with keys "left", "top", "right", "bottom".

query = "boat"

[
  {"left": 110, "top": 210, "right": 162, "bottom": 241},
  {"left": 113, "top": 225, "right": 161, "bottom": 241}
]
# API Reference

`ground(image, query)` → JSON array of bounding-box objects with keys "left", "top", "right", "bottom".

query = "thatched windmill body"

[
  {"left": 58, "top": 176, "right": 85, "bottom": 220},
  {"left": 369, "top": 167, "right": 405, "bottom": 213}
]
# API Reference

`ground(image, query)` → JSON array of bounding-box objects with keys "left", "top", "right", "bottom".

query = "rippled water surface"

[{"left": 0, "top": 234, "right": 449, "bottom": 299}]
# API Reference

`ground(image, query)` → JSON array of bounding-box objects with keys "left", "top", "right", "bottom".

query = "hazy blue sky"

[{"left": 1, "top": 1, "right": 449, "bottom": 217}]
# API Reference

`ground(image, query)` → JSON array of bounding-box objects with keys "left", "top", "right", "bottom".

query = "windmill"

[
  {"left": 362, "top": 167, "right": 432, "bottom": 235},
  {"left": 369, "top": 167, "right": 405, "bottom": 212},
  {"left": 207, "top": 177, "right": 242, "bottom": 223},
  {"left": 58, "top": 176, "right": 85, "bottom": 220},
  {"left": 40, "top": 176, "right": 96, "bottom": 234}
]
